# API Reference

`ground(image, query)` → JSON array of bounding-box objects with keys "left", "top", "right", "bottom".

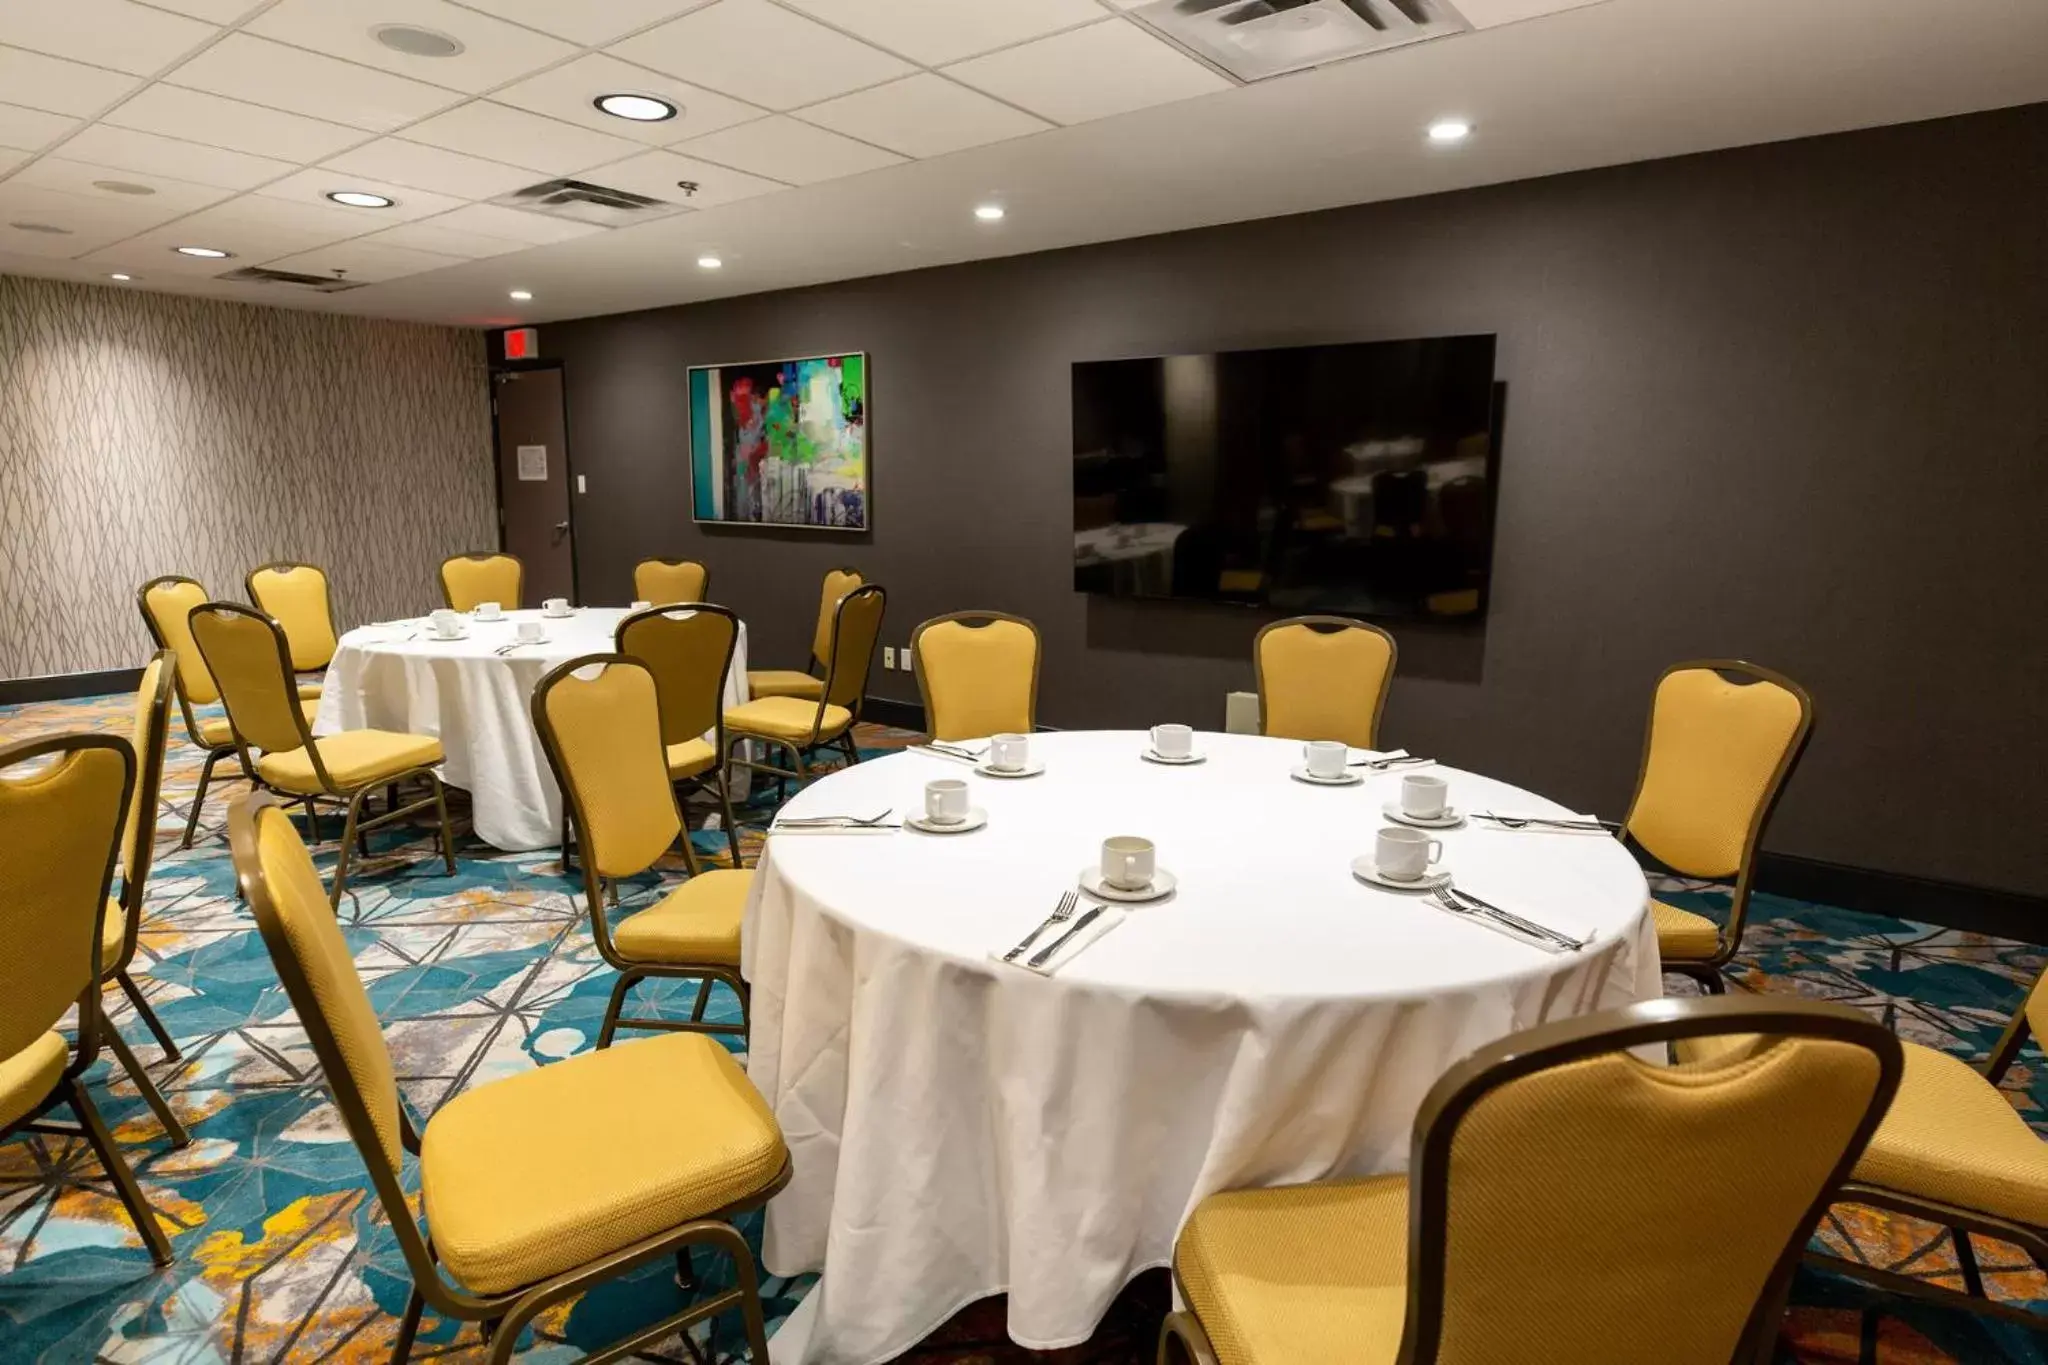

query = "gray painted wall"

[{"left": 537, "top": 102, "right": 2048, "bottom": 898}]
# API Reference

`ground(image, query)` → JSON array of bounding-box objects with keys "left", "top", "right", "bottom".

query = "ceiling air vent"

[
  {"left": 488, "top": 178, "right": 690, "bottom": 229},
  {"left": 1127, "top": 0, "right": 1470, "bottom": 82},
  {"left": 218, "top": 266, "right": 367, "bottom": 293}
]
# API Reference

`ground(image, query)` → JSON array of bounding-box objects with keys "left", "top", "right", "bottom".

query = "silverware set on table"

[
  {"left": 913, "top": 741, "right": 986, "bottom": 763},
  {"left": 1430, "top": 884, "right": 1589, "bottom": 952},
  {"left": 773, "top": 807, "right": 901, "bottom": 831},
  {"left": 1348, "top": 750, "right": 1433, "bottom": 770},
  {"left": 1472, "top": 812, "right": 1620, "bottom": 832}
]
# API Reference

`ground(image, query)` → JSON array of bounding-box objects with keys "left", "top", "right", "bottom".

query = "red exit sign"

[{"left": 502, "top": 327, "right": 538, "bottom": 361}]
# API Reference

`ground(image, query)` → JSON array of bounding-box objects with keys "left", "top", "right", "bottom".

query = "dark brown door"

[{"left": 492, "top": 367, "right": 576, "bottom": 604}]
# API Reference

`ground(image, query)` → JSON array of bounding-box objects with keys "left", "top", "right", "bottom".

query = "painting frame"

[{"left": 687, "top": 350, "right": 871, "bottom": 534}]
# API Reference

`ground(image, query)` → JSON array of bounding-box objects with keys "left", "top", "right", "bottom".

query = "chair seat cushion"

[
  {"left": 196, "top": 697, "right": 318, "bottom": 750},
  {"left": 297, "top": 681, "right": 323, "bottom": 701},
  {"left": 1650, "top": 898, "right": 1723, "bottom": 961},
  {"left": 0, "top": 1031, "right": 70, "bottom": 1129},
  {"left": 420, "top": 1031, "right": 787, "bottom": 1296},
  {"left": 1175, "top": 1174, "right": 1409, "bottom": 1365},
  {"left": 666, "top": 738, "right": 718, "bottom": 781},
  {"left": 745, "top": 669, "right": 824, "bottom": 701},
  {"left": 256, "top": 730, "right": 443, "bottom": 795},
  {"left": 724, "top": 697, "right": 852, "bottom": 746},
  {"left": 612, "top": 870, "right": 750, "bottom": 966},
  {"left": 101, "top": 896, "right": 128, "bottom": 971},
  {"left": 1850, "top": 1040, "right": 2048, "bottom": 1227}
]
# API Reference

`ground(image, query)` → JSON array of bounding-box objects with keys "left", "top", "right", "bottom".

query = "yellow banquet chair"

[
  {"left": 439, "top": 551, "right": 523, "bottom": 613},
  {"left": 533, "top": 654, "right": 756, "bottom": 1047},
  {"left": 138, "top": 574, "right": 318, "bottom": 847},
  {"left": 0, "top": 731, "right": 175, "bottom": 1266},
  {"left": 633, "top": 557, "right": 709, "bottom": 606},
  {"left": 230, "top": 793, "right": 790, "bottom": 1364},
  {"left": 912, "top": 610, "right": 1040, "bottom": 742},
  {"left": 725, "top": 584, "right": 885, "bottom": 789},
  {"left": 1159, "top": 996, "right": 1902, "bottom": 1365},
  {"left": 246, "top": 560, "right": 340, "bottom": 697},
  {"left": 189, "top": 601, "right": 454, "bottom": 908},
  {"left": 1254, "top": 614, "right": 1398, "bottom": 750},
  {"left": 617, "top": 604, "right": 744, "bottom": 869},
  {"left": 1622, "top": 660, "right": 1813, "bottom": 994},
  {"left": 746, "top": 565, "right": 862, "bottom": 701}
]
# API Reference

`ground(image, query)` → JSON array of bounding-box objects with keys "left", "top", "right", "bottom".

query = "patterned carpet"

[{"left": 2, "top": 692, "right": 2045, "bottom": 1363}]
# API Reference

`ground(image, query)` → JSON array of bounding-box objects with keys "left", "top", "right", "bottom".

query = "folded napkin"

[
  {"left": 990, "top": 907, "right": 1127, "bottom": 976},
  {"left": 1477, "top": 811, "right": 1611, "bottom": 836}
]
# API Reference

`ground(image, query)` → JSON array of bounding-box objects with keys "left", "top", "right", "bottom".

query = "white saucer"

[
  {"left": 1141, "top": 749, "right": 1205, "bottom": 766},
  {"left": 427, "top": 628, "right": 471, "bottom": 642},
  {"left": 542, "top": 610, "right": 576, "bottom": 621},
  {"left": 976, "top": 760, "right": 1045, "bottom": 779},
  {"left": 1080, "top": 866, "right": 1178, "bottom": 903},
  {"left": 1351, "top": 857, "right": 1452, "bottom": 892},
  {"left": 1382, "top": 802, "right": 1464, "bottom": 829},
  {"left": 473, "top": 613, "right": 505, "bottom": 624},
  {"left": 907, "top": 807, "right": 988, "bottom": 835},
  {"left": 1291, "top": 766, "right": 1363, "bottom": 787}
]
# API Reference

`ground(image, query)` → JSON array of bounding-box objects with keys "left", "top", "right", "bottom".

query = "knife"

[{"left": 1029, "top": 905, "right": 1106, "bottom": 969}]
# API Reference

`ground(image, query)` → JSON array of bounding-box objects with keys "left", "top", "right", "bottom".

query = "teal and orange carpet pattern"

[{"left": 2, "top": 692, "right": 2046, "bottom": 1363}]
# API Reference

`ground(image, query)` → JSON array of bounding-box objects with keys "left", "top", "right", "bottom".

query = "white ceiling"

[{"left": 0, "top": 0, "right": 2044, "bottom": 328}]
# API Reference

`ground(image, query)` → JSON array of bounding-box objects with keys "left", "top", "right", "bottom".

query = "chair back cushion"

[
  {"left": 122, "top": 654, "right": 173, "bottom": 890},
  {"left": 249, "top": 563, "right": 339, "bottom": 671},
  {"left": 822, "top": 586, "right": 886, "bottom": 711},
  {"left": 811, "top": 567, "right": 864, "bottom": 669},
  {"left": 190, "top": 605, "right": 310, "bottom": 756},
  {"left": 441, "top": 553, "right": 522, "bottom": 612},
  {"left": 536, "top": 658, "right": 682, "bottom": 879},
  {"left": 1626, "top": 665, "right": 1809, "bottom": 879},
  {"left": 915, "top": 614, "right": 1038, "bottom": 741},
  {"left": 633, "top": 559, "right": 707, "bottom": 606},
  {"left": 0, "top": 737, "right": 130, "bottom": 1060},
  {"left": 617, "top": 607, "right": 736, "bottom": 746},
  {"left": 141, "top": 576, "right": 221, "bottom": 705},
  {"left": 1256, "top": 617, "right": 1396, "bottom": 749}
]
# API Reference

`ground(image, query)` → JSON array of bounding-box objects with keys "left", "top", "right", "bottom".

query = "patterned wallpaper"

[{"left": 0, "top": 275, "right": 495, "bottom": 678}]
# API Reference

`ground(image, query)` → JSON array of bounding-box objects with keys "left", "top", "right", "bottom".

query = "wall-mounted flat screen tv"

[{"left": 1072, "top": 335, "right": 1499, "bottom": 621}]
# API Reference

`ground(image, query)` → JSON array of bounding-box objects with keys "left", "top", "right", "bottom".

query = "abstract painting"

[{"left": 689, "top": 353, "right": 868, "bottom": 531}]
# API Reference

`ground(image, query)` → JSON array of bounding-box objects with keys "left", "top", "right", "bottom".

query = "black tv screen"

[{"left": 1072, "top": 335, "right": 1499, "bottom": 621}]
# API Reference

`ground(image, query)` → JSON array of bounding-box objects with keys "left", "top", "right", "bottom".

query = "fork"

[
  {"left": 776, "top": 808, "right": 893, "bottom": 828},
  {"left": 1431, "top": 886, "right": 1587, "bottom": 951},
  {"left": 1003, "top": 890, "right": 1079, "bottom": 962},
  {"left": 1350, "top": 752, "right": 1432, "bottom": 770},
  {"left": 926, "top": 741, "right": 988, "bottom": 761},
  {"left": 1473, "top": 812, "right": 1619, "bottom": 832}
]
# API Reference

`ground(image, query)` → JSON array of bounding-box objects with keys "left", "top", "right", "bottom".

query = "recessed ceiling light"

[
  {"left": 175, "top": 245, "right": 232, "bottom": 259},
  {"left": 595, "top": 93, "right": 677, "bottom": 123},
  {"left": 697, "top": 255, "right": 722, "bottom": 269},
  {"left": 93, "top": 179, "right": 156, "bottom": 196},
  {"left": 110, "top": 273, "right": 133, "bottom": 281},
  {"left": 9, "top": 221, "right": 72, "bottom": 235},
  {"left": 509, "top": 289, "right": 533, "bottom": 301},
  {"left": 327, "top": 190, "right": 395, "bottom": 209},
  {"left": 371, "top": 23, "right": 463, "bottom": 58},
  {"left": 1427, "top": 119, "right": 1472, "bottom": 144},
  {"left": 974, "top": 204, "right": 1005, "bottom": 222}
]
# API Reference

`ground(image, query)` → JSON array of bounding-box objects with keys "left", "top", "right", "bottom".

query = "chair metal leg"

[
  {"left": 182, "top": 747, "right": 229, "bottom": 848},
  {"left": 675, "top": 1246, "right": 698, "bottom": 1292},
  {"left": 330, "top": 790, "right": 372, "bottom": 909},
  {"left": 389, "top": 1284, "right": 425, "bottom": 1364},
  {"left": 104, "top": 1025, "right": 191, "bottom": 1149},
  {"left": 116, "top": 971, "right": 182, "bottom": 1063},
  {"left": 1956, "top": 1229, "right": 1986, "bottom": 1297},
  {"left": 597, "top": 971, "right": 641, "bottom": 1049},
  {"left": 716, "top": 774, "right": 743, "bottom": 870},
  {"left": 430, "top": 773, "right": 456, "bottom": 875},
  {"left": 67, "top": 1080, "right": 173, "bottom": 1266},
  {"left": 689, "top": 977, "right": 712, "bottom": 1023}
]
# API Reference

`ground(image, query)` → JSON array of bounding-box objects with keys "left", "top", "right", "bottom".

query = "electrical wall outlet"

[
  {"left": 901, "top": 644, "right": 914, "bottom": 672},
  {"left": 882, "top": 646, "right": 897, "bottom": 669}
]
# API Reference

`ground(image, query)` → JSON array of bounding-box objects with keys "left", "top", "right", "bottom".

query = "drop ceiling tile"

[
  {"left": 254, "top": 167, "right": 469, "bottom": 224},
  {"left": 265, "top": 238, "right": 469, "bottom": 282},
  {"left": 794, "top": 73, "right": 1051, "bottom": 158},
  {"left": 779, "top": 0, "right": 1107, "bottom": 65},
  {"left": 7, "top": 158, "right": 236, "bottom": 215},
  {"left": 92, "top": 195, "right": 378, "bottom": 272},
  {"left": 321, "top": 137, "right": 538, "bottom": 200},
  {"left": 675, "top": 114, "right": 902, "bottom": 185},
  {"left": 0, "top": 149, "right": 26, "bottom": 175},
  {"left": 402, "top": 101, "right": 643, "bottom": 175},
  {"left": 425, "top": 201, "right": 605, "bottom": 245},
  {"left": 613, "top": 0, "right": 914, "bottom": 112},
  {"left": 453, "top": 0, "right": 714, "bottom": 46},
  {"left": 57, "top": 125, "right": 298, "bottom": 191},
  {"left": 944, "top": 19, "right": 1231, "bottom": 125},
  {"left": 356, "top": 217, "right": 529, "bottom": 258},
  {"left": 0, "top": 220, "right": 127, "bottom": 259},
  {"left": 168, "top": 34, "right": 463, "bottom": 132},
  {"left": 0, "top": 102, "right": 80, "bottom": 151},
  {"left": 494, "top": 53, "right": 765, "bottom": 146},
  {"left": 148, "top": 0, "right": 264, "bottom": 20},
  {"left": 581, "top": 147, "right": 786, "bottom": 208},
  {"left": 0, "top": 47, "right": 145, "bottom": 117},
  {"left": 248, "top": 0, "right": 579, "bottom": 95},
  {"left": 0, "top": 182, "right": 188, "bottom": 252},
  {"left": 105, "top": 85, "right": 369, "bottom": 162},
  {"left": 0, "top": 0, "right": 217, "bottom": 77}
]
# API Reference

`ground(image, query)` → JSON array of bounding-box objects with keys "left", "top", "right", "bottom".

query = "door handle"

[{"left": 552, "top": 520, "right": 570, "bottom": 541}]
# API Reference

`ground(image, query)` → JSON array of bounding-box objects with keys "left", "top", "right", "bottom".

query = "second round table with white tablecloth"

[
  {"left": 312, "top": 607, "right": 748, "bottom": 851},
  {"left": 742, "top": 730, "right": 1658, "bottom": 1365}
]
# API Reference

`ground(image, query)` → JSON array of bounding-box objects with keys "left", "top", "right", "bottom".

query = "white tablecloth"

[
  {"left": 742, "top": 730, "right": 1658, "bottom": 1364},
  {"left": 312, "top": 608, "right": 749, "bottom": 851}
]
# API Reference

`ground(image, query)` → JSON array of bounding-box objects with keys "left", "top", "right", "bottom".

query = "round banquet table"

[
  {"left": 742, "top": 729, "right": 1659, "bottom": 1365},
  {"left": 312, "top": 607, "right": 748, "bottom": 851}
]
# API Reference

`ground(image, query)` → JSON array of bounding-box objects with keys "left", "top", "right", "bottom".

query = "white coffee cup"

[
  {"left": 989, "top": 733, "right": 1030, "bottom": 772},
  {"left": 1401, "top": 773, "right": 1449, "bottom": 819},
  {"left": 474, "top": 600, "right": 503, "bottom": 621},
  {"left": 1376, "top": 826, "right": 1443, "bottom": 881},
  {"left": 1303, "top": 740, "right": 1348, "bottom": 779},
  {"left": 1101, "top": 835, "right": 1156, "bottom": 890},
  {"left": 543, "top": 597, "right": 571, "bottom": 617},
  {"left": 630, "top": 599, "right": 652, "bottom": 611},
  {"left": 1149, "top": 724, "right": 1194, "bottom": 760},
  {"left": 429, "top": 609, "right": 462, "bottom": 639},
  {"left": 925, "top": 778, "right": 970, "bottom": 826},
  {"left": 517, "top": 620, "right": 544, "bottom": 644}
]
